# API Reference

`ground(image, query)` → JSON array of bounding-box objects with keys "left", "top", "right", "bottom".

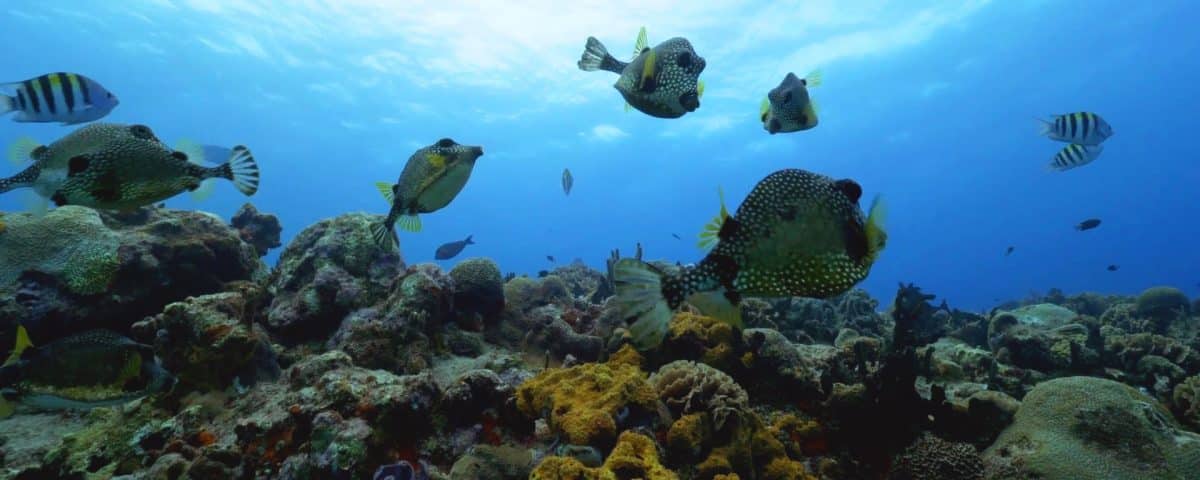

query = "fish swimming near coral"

[
  {"left": 435, "top": 235, "right": 474, "bottom": 260},
  {"left": 1076, "top": 218, "right": 1101, "bottom": 231},
  {"left": 0, "top": 123, "right": 259, "bottom": 211},
  {"left": 0, "top": 326, "right": 175, "bottom": 418},
  {"left": 578, "top": 27, "right": 706, "bottom": 119},
  {"left": 0, "top": 72, "right": 119, "bottom": 125},
  {"left": 562, "top": 168, "right": 573, "bottom": 196},
  {"left": 371, "top": 138, "right": 485, "bottom": 247},
  {"left": 614, "top": 168, "right": 887, "bottom": 349},
  {"left": 1048, "top": 143, "right": 1103, "bottom": 172},
  {"left": 1038, "top": 112, "right": 1112, "bottom": 146},
  {"left": 761, "top": 70, "right": 821, "bottom": 134}
]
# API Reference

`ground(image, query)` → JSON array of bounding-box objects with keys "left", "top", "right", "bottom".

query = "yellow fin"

[
  {"left": 697, "top": 186, "right": 730, "bottom": 251},
  {"left": 697, "top": 79, "right": 705, "bottom": 99},
  {"left": 640, "top": 50, "right": 657, "bottom": 90},
  {"left": 190, "top": 179, "right": 215, "bottom": 202},
  {"left": 810, "top": 98, "right": 820, "bottom": 116},
  {"left": 805, "top": 69, "right": 823, "bottom": 88},
  {"left": 7, "top": 136, "right": 40, "bottom": 166},
  {"left": 633, "top": 26, "right": 648, "bottom": 58},
  {"left": 686, "top": 291, "right": 744, "bottom": 330},
  {"left": 865, "top": 195, "right": 888, "bottom": 262},
  {"left": 427, "top": 153, "right": 446, "bottom": 169},
  {"left": 760, "top": 97, "right": 770, "bottom": 118},
  {"left": 397, "top": 214, "right": 421, "bottom": 233},
  {"left": 375, "top": 182, "right": 395, "bottom": 204},
  {"left": 4, "top": 325, "right": 32, "bottom": 367},
  {"left": 624, "top": 102, "right": 632, "bottom": 113},
  {"left": 174, "top": 138, "right": 206, "bottom": 165}
]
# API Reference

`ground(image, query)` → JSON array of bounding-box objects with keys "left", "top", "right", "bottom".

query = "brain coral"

[
  {"left": 984, "top": 376, "right": 1200, "bottom": 480},
  {"left": 650, "top": 360, "right": 750, "bottom": 431},
  {"left": 0, "top": 206, "right": 119, "bottom": 295}
]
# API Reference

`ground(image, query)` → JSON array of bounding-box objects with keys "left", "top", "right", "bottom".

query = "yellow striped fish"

[
  {"left": 1038, "top": 112, "right": 1112, "bottom": 146},
  {"left": 1049, "top": 143, "right": 1103, "bottom": 171},
  {"left": 0, "top": 73, "right": 119, "bottom": 125}
]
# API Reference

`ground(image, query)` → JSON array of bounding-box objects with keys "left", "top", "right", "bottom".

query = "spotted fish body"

[
  {"left": 1, "top": 328, "right": 175, "bottom": 415},
  {"left": 762, "top": 72, "right": 820, "bottom": 134},
  {"left": 0, "top": 72, "right": 119, "bottom": 125},
  {"left": 614, "top": 169, "right": 886, "bottom": 349},
  {"left": 371, "top": 138, "right": 485, "bottom": 246},
  {"left": 0, "top": 123, "right": 259, "bottom": 211},
  {"left": 578, "top": 29, "right": 706, "bottom": 119},
  {"left": 1038, "top": 112, "right": 1112, "bottom": 146}
]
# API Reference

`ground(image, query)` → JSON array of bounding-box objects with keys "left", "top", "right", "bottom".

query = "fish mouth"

[
  {"left": 679, "top": 92, "right": 699, "bottom": 112},
  {"left": 766, "top": 119, "right": 781, "bottom": 134},
  {"left": 472, "top": 146, "right": 484, "bottom": 156}
]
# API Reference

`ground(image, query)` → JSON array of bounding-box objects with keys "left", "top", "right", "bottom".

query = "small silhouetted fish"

[
  {"left": 434, "top": 235, "right": 474, "bottom": 260},
  {"left": 671, "top": 233, "right": 681, "bottom": 240},
  {"left": 562, "top": 168, "right": 573, "bottom": 196},
  {"left": 1005, "top": 246, "right": 1014, "bottom": 256},
  {"left": 1107, "top": 264, "right": 1119, "bottom": 271},
  {"left": 1076, "top": 218, "right": 1101, "bottom": 231},
  {"left": 547, "top": 255, "right": 556, "bottom": 262}
]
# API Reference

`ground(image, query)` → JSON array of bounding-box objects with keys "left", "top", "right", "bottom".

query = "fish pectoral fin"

[
  {"left": 697, "top": 79, "right": 705, "bottom": 99},
  {"left": 374, "top": 181, "right": 395, "bottom": 204},
  {"left": 189, "top": 179, "right": 215, "bottom": 202},
  {"left": 7, "top": 136, "right": 42, "bottom": 166},
  {"left": 685, "top": 291, "right": 744, "bottom": 330},
  {"left": 4, "top": 325, "right": 32, "bottom": 367}
]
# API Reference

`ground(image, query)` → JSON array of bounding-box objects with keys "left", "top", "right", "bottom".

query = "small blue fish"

[{"left": 0, "top": 73, "right": 119, "bottom": 125}]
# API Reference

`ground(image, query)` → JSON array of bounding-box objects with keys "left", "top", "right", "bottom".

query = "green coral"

[
  {"left": 40, "top": 404, "right": 169, "bottom": 478},
  {"left": 984, "top": 376, "right": 1200, "bottom": 480},
  {"left": 0, "top": 206, "right": 120, "bottom": 295}
]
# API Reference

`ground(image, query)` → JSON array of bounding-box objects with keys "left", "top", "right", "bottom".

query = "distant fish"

[
  {"left": 1076, "top": 218, "right": 1101, "bottom": 231},
  {"left": 562, "top": 168, "right": 573, "bottom": 196},
  {"left": 547, "top": 255, "right": 556, "bottom": 263},
  {"left": 435, "top": 235, "right": 474, "bottom": 260},
  {"left": 671, "top": 233, "right": 681, "bottom": 240},
  {"left": 1049, "top": 144, "right": 1103, "bottom": 172},
  {"left": 1107, "top": 264, "right": 1119, "bottom": 271},
  {"left": 1038, "top": 112, "right": 1112, "bottom": 146},
  {"left": 1005, "top": 246, "right": 1014, "bottom": 256},
  {"left": 577, "top": 26, "right": 706, "bottom": 118},
  {"left": 0, "top": 73, "right": 119, "bottom": 125},
  {"left": 761, "top": 70, "right": 821, "bottom": 134}
]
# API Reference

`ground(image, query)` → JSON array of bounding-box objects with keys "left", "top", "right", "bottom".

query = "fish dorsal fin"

[
  {"left": 397, "top": 214, "right": 422, "bottom": 233},
  {"left": 7, "top": 136, "right": 41, "bottom": 166},
  {"left": 686, "top": 291, "right": 744, "bottom": 330},
  {"left": 697, "top": 186, "right": 730, "bottom": 251},
  {"left": 427, "top": 153, "right": 446, "bottom": 169},
  {"left": 375, "top": 181, "right": 395, "bottom": 204},
  {"left": 697, "top": 79, "right": 705, "bottom": 99},
  {"left": 174, "top": 138, "right": 206, "bottom": 165},
  {"left": 4, "top": 325, "right": 33, "bottom": 367},
  {"left": 865, "top": 195, "right": 887, "bottom": 261},
  {"left": 805, "top": 69, "right": 823, "bottom": 87},
  {"left": 759, "top": 98, "right": 770, "bottom": 118},
  {"left": 633, "top": 26, "right": 648, "bottom": 59}
]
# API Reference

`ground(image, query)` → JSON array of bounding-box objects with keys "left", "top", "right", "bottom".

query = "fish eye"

[
  {"left": 106, "top": 92, "right": 113, "bottom": 98},
  {"left": 834, "top": 179, "right": 863, "bottom": 202},
  {"left": 129, "top": 125, "right": 155, "bottom": 140},
  {"left": 436, "top": 138, "right": 455, "bottom": 148},
  {"left": 676, "top": 53, "right": 692, "bottom": 68}
]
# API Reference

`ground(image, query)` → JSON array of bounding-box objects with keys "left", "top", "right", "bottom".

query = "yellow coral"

[
  {"left": 531, "top": 432, "right": 678, "bottom": 480},
  {"left": 762, "top": 458, "right": 815, "bottom": 480},
  {"left": 607, "top": 344, "right": 643, "bottom": 369},
  {"left": 668, "top": 312, "right": 737, "bottom": 369},
  {"left": 516, "top": 352, "right": 657, "bottom": 446},
  {"left": 667, "top": 413, "right": 711, "bottom": 459}
]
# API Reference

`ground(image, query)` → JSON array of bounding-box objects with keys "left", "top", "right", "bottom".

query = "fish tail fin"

[
  {"left": 613, "top": 258, "right": 674, "bottom": 350},
  {"left": 865, "top": 195, "right": 888, "bottom": 261},
  {"left": 213, "top": 145, "right": 259, "bottom": 195},
  {"left": 686, "top": 291, "right": 744, "bottom": 330},
  {"left": 805, "top": 69, "right": 823, "bottom": 87},
  {"left": 579, "top": 37, "right": 625, "bottom": 74},
  {"left": 4, "top": 325, "right": 32, "bottom": 367},
  {"left": 0, "top": 94, "right": 13, "bottom": 115},
  {"left": 1036, "top": 117, "right": 1054, "bottom": 137},
  {"left": 465, "top": 234, "right": 474, "bottom": 245},
  {"left": 7, "top": 136, "right": 40, "bottom": 166},
  {"left": 370, "top": 215, "right": 399, "bottom": 249}
]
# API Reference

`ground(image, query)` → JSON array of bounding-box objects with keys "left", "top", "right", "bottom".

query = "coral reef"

[
  {"left": 984, "top": 376, "right": 1200, "bottom": 479},
  {"left": 651, "top": 360, "right": 749, "bottom": 431},
  {"left": 230, "top": 203, "right": 282, "bottom": 257},
  {"left": 449, "top": 257, "right": 505, "bottom": 328}
]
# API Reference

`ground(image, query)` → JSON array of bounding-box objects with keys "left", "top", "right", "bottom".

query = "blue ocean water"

[{"left": 0, "top": 0, "right": 1196, "bottom": 311}]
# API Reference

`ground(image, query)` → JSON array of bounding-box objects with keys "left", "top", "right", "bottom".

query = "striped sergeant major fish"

[
  {"left": 1049, "top": 143, "right": 1103, "bottom": 172},
  {"left": 0, "top": 73, "right": 119, "bottom": 125},
  {"left": 1038, "top": 112, "right": 1112, "bottom": 146}
]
